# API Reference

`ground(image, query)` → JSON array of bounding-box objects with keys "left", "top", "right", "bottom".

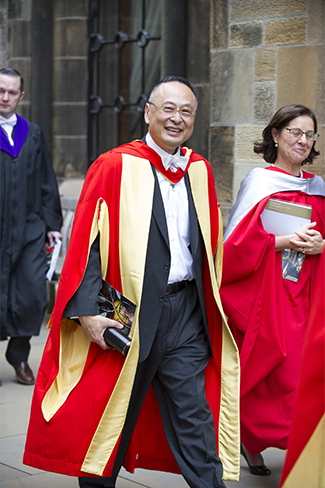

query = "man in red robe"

[{"left": 24, "top": 76, "right": 240, "bottom": 487}]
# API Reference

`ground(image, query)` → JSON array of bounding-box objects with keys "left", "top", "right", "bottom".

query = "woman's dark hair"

[
  {"left": 254, "top": 104, "right": 320, "bottom": 165},
  {"left": 0, "top": 67, "right": 24, "bottom": 93}
]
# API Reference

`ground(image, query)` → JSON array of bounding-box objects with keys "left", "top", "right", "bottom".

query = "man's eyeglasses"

[
  {"left": 286, "top": 127, "right": 319, "bottom": 141},
  {"left": 147, "top": 101, "right": 196, "bottom": 119}
]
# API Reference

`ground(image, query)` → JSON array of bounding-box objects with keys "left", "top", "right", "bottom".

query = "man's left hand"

[{"left": 47, "top": 230, "right": 62, "bottom": 247}]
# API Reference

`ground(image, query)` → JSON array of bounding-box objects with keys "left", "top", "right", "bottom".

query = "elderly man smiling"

[{"left": 24, "top": 75, "right": 240, "bottom": 488}]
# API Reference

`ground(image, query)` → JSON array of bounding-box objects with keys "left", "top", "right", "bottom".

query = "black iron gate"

[{"left": 88, "top": 0, "right": 161, "bottom": 166}]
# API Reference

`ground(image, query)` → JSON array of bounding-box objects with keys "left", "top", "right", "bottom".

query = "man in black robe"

[{"left": 0, "top": 67, "right": 62, "bottom": 385}]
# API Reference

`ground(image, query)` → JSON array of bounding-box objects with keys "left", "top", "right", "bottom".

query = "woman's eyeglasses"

[{"left": 286, "top": 128, "right": 319, "bottom": 141}]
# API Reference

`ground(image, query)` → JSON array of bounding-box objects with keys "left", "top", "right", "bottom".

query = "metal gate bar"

[{"left": 88, "top": 0, "right": 160, "bottom": 166}]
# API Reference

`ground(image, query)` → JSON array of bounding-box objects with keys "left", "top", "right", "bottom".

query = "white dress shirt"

[
  {"left": 0, "top": 113, "right": 17, "bottom": 146},
  {"left": 146, "top": 133, "right": 193, "bottom": 284}
]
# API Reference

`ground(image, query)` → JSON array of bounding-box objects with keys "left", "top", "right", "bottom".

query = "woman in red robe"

[{"left": 220, "top": 104, "right": 325, "bottom": 476}]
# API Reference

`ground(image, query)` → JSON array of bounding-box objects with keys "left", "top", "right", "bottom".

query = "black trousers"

[
  {"left": 79, "top": 282, "right": 225, "bottom": 488},
  {"left": 5, "top": 336, "right": 31, "bottom": 363}
]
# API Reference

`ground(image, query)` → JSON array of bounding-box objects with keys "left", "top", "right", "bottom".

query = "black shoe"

[{"left": 241, "top": 444, "right": 271, "bottom": 476}]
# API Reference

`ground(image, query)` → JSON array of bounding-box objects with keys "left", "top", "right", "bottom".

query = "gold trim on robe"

[
  {"left": 188, "top": 162, "right": 240, "bottom": 479},
  {"left": 281, "top": 414, "right": 325, "bottom": 488},
  {"left": 41, "top": 155, "right": 240, "bottom": 480}
]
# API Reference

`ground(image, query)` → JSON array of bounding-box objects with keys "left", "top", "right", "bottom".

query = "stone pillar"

[
  {"left": 210, "top": 0, "right": 237, "bottom": 222},
  {"left": 52, "top": 0, "right": 88, "bottom": 177},
  {"left": 186, "top": 0, "right": 210, "bottom": 160},
  {"left": 161, "top": 0, "right": 186, "bottom": 77},
  {"left": 2, "top": 0, "right": 32, "bottom": 121},
  {"left": 31, "top": 0, "right": 53, "bottom": 151}
]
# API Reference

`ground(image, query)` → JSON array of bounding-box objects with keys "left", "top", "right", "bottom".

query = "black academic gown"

[{"left": 0, "top": 121, "right": 62, "bottom": 340}]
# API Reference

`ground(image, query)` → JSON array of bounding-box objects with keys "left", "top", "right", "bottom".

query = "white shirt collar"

[
  {"left": 0, "top": 114, "right": 17, "bottom": 145},
  {"left": 146, "top": 132, "right": 189, "bottom": 171}
]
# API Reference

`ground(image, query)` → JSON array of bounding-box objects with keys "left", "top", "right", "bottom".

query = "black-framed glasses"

[
  {"left": 147, "top": 101, "right": 196, "bottom": 119},
  {"left": 286, "top": 127, "right": 319, "bottom": 141}
]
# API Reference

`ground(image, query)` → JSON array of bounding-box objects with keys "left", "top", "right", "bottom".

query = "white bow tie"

[
  {"left": 164, "top": 154, "right": 189, "bottom": 172},
  {"left": 0, "top": 114, "right": 17, "bottom": 127}
]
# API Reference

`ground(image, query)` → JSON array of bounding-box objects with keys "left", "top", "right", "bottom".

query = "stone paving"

[{"left": 0, "top": 313, "right": 286, "bottom": 488}]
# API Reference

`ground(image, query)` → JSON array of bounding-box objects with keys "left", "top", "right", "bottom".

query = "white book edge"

[
  {"left": 261, "top": 199, "right": 312, "bottom": 236},
  {"left": 46, "top": 238, "right": 62, "bottom": 281}
]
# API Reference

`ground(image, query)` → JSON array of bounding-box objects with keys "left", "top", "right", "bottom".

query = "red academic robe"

[
  {"left": 280, "top": 250, "right": 325, "bottom": 488},
  {"left": 220, "top": 166, "right": 325, "bottom": 454},
  {"left": 23, "top": 141, "right": 240, "bottom": 480}
]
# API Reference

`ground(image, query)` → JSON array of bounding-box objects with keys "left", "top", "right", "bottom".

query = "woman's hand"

[
  {"left": 290, "top": 222, "right": 325, "bottom": 255},
  {"left": 79, "top": 315, "right": 123, "bottom": 350},
  {"left": 275, "top": 222, "right": 324, "bottom": 254}
]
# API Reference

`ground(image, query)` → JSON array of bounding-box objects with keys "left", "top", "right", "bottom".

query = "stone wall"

[
  {"left": 52, "top": 0, "right": 88, "bottom": 177},
  {"left": 0, "top": 0, "right": 32, "bottom": 121},
  {"left": 210, "top": 0, "right": 325, "bottom": 224},
  {"left": 1, "top": 0, "right": 324, "bottom": 211},
  {"left": 0, "top": 0, "right": 88, "bottom": 178}
]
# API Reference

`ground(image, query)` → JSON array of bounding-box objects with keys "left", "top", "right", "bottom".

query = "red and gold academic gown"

[
  {"left": 220, "top": 166, "right": 325, "bottom": 455},
  {"left": 23, "top": 141, "right": 240, "bottom": 480},
  {"left": 280, "top": 249, "right": 325, "bottom": 488}
]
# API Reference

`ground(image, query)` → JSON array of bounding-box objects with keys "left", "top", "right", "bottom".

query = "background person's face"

[{"left": 0, "top": 74, "right": 24, "bottom": 118}]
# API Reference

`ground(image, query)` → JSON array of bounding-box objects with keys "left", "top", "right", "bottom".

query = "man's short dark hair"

[
  {"left": 0, "top": 67, "right": 24, "bottom": 93},
  {"left": 149, "top": 75, "right": 198, "bottom": 107}
]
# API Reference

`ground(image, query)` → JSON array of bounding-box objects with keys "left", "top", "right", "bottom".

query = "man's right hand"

[{"left": 79, "top": 315, "right": 123, "bottom": 350}]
